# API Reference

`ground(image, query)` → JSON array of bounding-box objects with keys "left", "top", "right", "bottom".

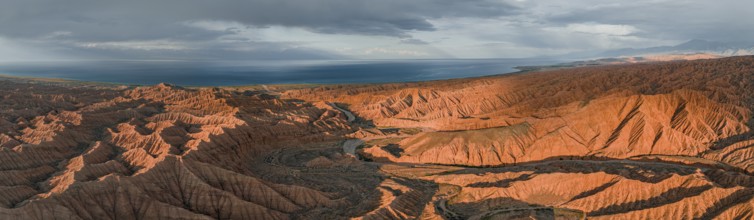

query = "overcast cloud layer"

[{"left": 0, "top": 0, "right": 751, "bottom": 61}]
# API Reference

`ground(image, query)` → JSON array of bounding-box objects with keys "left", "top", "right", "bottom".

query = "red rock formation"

[
  {"left": 284, "top": 56, "right": 754, "bottom": 219},
  {"left": 4, "top": 56, "right": 754, "bottom": 219}
]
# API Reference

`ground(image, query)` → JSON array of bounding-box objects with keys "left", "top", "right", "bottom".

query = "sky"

[{"left": 0, "top": 0, "right": 752, "bottom": 61}]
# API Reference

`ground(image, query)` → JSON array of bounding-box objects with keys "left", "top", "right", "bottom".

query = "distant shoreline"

[{"left": 0, "top": 55, "right": 731, "bottom": 88}]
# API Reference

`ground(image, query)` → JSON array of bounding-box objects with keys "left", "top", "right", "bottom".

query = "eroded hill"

[
  {"left": 285, "top": 56, "right": 754, "bottom": 219},
  {"left": 1, "top": 56, "right": 754, "bottom": 219}
]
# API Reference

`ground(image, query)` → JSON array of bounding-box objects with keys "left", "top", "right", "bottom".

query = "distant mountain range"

[{"left": 562, "top": 39, "right": 754, "bottom": 59}]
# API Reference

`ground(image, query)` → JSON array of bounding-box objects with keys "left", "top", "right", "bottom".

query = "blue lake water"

[{"left": 0, "top": 59, "right": 564, "bottom": 86}]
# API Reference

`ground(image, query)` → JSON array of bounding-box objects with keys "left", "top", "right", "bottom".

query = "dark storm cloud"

[
  {"left": 0, "top": 0, "right": 521, "bottom": 60},
  {"left": 0, "top": 0, "right": 519, "bottom": 40},
  {"left": 1, "top": 0, "right": 752, "bottom": 60}
]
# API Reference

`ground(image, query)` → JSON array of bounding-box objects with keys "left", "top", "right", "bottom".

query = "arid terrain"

[{"left": 2, "top": 56, "right": 754, "bottom": 219}]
